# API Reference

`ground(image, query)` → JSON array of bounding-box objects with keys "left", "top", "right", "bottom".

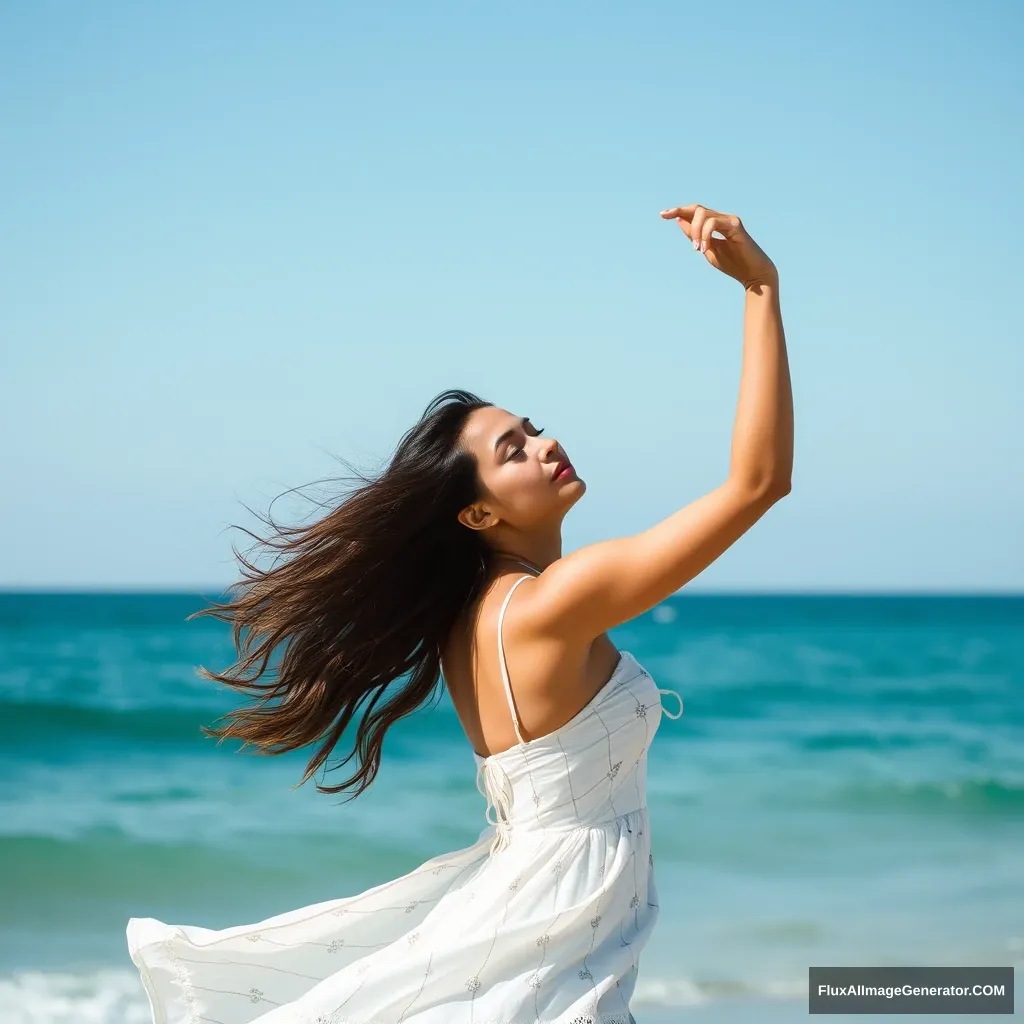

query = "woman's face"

[{"left": 457, "top": 405, "right": 585, "bottom": 532}]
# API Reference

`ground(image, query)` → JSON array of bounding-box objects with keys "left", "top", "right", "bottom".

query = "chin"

[{"left": 564, "top": 477, "right": 586, "bottom": 501}]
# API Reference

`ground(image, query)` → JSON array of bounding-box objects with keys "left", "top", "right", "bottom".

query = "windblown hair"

[{"left": 188, "top": 388, "right": 500, "bottom": 802}]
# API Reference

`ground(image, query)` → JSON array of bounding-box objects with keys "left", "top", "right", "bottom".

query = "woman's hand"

[{"left": 660, "top": 204, "right": 778, "bottom": 289}]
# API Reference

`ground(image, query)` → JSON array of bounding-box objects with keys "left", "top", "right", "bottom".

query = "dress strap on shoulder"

[
  {"left": 496, "top": 573, "right": 534, "bottom": 746},
  {"left": 659, "top": 687, "right": 684, "bottom": 719}
]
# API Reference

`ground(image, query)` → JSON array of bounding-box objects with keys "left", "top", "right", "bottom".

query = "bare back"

[{"left": 441, "top": 569, "right": 622, "bottom": 760}]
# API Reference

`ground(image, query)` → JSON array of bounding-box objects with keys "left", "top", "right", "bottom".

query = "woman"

[{"left": 127, "top": 202, "right": 792, "bottom": 1024}]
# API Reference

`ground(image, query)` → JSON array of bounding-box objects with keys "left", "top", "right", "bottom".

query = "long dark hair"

[{"left": 188, "top": 388, "right": 500, "bottom": 801}]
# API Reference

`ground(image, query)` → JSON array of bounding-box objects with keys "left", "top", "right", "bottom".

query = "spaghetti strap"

[{"left": 496, "top": 573, "right": 534, "bottom": 746}]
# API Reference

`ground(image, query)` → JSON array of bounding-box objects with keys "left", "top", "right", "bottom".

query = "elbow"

[
  {"left": 730, "top": 471, "right": 792, "bottom": 505},
  {"left": 749, "top": 476, "right": 792, "bottom": 503}
]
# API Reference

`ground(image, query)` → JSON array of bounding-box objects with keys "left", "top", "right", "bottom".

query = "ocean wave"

[
  {"left": 0, "top": 969, "right": 153, "bottom": 1024},
  {"left": 831, "top": 776, "right": 1024, "bottom": 816},
  {"left": 0, "top": 700, "right": 217, "bottom": 745},
  {"left": 696, "top": 680, "right": 1021, "bottom": 720},
  {"left": 0, "top": 830, "right": 260, "bottom": 903},
  {"left": 0, "top": 830, "right": 441, "bottom": 929},
  {"left": 0, "top": 695, "right": 465, "bottom": 749},
  {"left": 797, "top": 729, "right": 959, "bottom": 751},
  {"left": 633, "top": 973, "right": 808, "bottom": 1006}
]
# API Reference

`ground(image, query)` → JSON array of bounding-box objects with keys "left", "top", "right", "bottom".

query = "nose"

[{"left": 540, "top": 435, "right": 563, "bottom": 463}]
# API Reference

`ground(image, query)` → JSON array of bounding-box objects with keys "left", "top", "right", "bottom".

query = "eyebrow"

[{"left": 493, "top": 416, "right": 532, "bottom": 454}]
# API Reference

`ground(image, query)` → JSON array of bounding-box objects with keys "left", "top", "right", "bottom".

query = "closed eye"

[{"left": 507, "top": 426, "right": 544, "bottom": 460}]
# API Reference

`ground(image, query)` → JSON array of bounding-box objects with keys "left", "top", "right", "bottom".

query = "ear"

[{"left": 458, "top": 503, "right": 498, "bottom": 532}]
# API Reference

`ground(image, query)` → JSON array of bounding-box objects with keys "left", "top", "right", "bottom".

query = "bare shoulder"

[
  {"left": 498, "top": 573, "right": 621, "bottom": 706},
  {"left": 497, "top": 572, "right": 600, "bottom": 675},
  {"left": 445, "top": 573, "right": 617, "bottom": 753}
]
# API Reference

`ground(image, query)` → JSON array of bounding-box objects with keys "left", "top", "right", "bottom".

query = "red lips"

[{"left": 552, "top": 459, "right": 574, "bottom": 481}]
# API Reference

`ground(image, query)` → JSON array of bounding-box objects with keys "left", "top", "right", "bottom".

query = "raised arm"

[{"left": 529, "top": 204, "right": 793, "bottom": 643}]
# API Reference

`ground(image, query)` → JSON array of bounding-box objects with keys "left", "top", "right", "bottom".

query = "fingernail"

[
  {"left": 700, "top": 240, "right": 707, "bottom": 253},
  {"left": 692, "top": 239, "right": 699, "bottom": 250}
]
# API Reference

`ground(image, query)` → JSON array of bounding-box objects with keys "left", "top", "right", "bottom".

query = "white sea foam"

[
  {"left": 632, "top": 974, "right": 710, "bottom": 1006},
  {"left": 0, "top": 969, "right": 152, "bottom": 1024}
]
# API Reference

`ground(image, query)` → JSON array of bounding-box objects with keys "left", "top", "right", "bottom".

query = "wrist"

[{"left": 744, "top": 273, "right": 779, "bottom": 295}]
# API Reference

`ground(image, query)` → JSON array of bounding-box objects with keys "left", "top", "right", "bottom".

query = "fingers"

[
  {"left": 701, "top": 216, "right": 724, "bottom": 253},
  {"left": 660, "top": 205, "right": 695, "bottom": 241},
  {"left": 661, "top": 204, "right": 743, "bottom": 252},
  {"left": 691, "top": 207, "right": 708, "bottom": 251},
  {"left": 659, "top": 204, "right": 700, "bottom": 221}
]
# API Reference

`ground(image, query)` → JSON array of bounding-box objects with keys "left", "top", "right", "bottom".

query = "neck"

[
  {"left": 493, "top": 550, "right": 556, "bottom": 575},
  {"left": 492, "top": 529, "right": 563, "bottom": 574},
  {"left": 504, "top": 557, "right": 542, "bottom": 575}
]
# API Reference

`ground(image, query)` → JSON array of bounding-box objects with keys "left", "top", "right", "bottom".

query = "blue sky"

[{"left": 1, "top": 1, "right": 1021, "bottom": 591}]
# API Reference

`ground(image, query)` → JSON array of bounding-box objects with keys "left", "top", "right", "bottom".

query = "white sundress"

[{"left": 127, "top": 571, "right": 684, "bottom": 1024}]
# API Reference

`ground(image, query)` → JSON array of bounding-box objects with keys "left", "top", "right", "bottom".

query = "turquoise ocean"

[{"left": 0, "top": 592, "right": 1021, "bottom": 1022}]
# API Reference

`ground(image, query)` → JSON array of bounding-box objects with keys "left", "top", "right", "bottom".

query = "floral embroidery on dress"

[
  {"left": 248, "top": 987, "right": 263, "bottom": 1003},
  {"left": 328, "top": 939, "right": 345, "bottom": 952},
  {"left": 590, "top": 914, "right": 601, "bottom": 929},
  {"left": 568, "top": 1015, "right": 636, "bottom": 1024},
  {"left": 245, "top": 931, "right": 263, "bottom": 942},
  {"left": 629, "top": 894, "right": 640, "bottom": 909},
  {"left": 635, "top": 702, "right": 647, "bottom": 719},
  {"left": 404, "top": 901, "right": 419, "bottom": 913},
  {"left": 578, "top": 966, "right": 593, "bottom": 980},
  {"left": 160, "top": 937, "right": 198, "bottom": 1022},
  {"left": 606, "top": 761, "right": 622, "bottom": 780},
  {"left": 508, "top": 873, "right": 521, "bottom": 891},
  {"left": 527, "top": 971, "right": 542, "bottom": 989},
  {"left": 466, "top": 975, "right": 482, "bottom": 994},
  {"left": 535, "top": 933, "right": 550, "bottom": 947}
]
